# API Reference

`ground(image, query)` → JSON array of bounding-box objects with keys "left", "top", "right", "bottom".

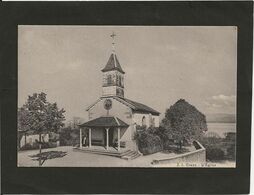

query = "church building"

[{"left": 79, "top": 33, "right": 160, "bottom": 152}]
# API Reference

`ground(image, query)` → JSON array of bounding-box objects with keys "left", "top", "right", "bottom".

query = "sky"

[{"left": 18, "top": 26, "right": 237, "bottom": 121}]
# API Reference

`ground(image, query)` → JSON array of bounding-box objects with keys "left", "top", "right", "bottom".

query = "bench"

[{"left": 91, "top": 139, "right": 103, "bottom": 146}]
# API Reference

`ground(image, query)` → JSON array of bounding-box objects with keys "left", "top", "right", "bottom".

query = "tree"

[
  {"left": 161, "top": 99, "right": 207, "bottom": 149},
  {"left": 58, "top": 127, "right": 80, "bottom": 146},
  {"left": 18, "top": 92, "right": 65, "bottom": 166},
  {"left": 134, "top": 128, "right": 163, "bottom": 155}
]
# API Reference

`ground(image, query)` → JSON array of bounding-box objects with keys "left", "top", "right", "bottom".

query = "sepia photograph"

[{"left": 17, "top": 25, "right": 237, "bottom": 168}]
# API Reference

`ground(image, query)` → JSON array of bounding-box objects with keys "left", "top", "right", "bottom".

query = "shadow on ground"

[{"left": 29, "top": 151, "right": 67, "bottom": 165}]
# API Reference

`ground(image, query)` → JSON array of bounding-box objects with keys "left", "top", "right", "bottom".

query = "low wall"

[{"left": 152, "top": 140, "right": 206, "bottom": 165}]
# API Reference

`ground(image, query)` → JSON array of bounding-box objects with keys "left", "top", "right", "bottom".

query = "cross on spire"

[
  {"left": 110, "top": 32, "right": 116, "bottom": 53},
  {"left": 110, "top": 32, "right": 116, "bottom": 40}
]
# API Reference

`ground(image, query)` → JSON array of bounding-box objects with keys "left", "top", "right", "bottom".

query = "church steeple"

[
  {"left": 101, "top": 53, "right": 125, "bottom": 74},
  {"left": 101, "top": 32, "right": 125, "bottom": 98}
]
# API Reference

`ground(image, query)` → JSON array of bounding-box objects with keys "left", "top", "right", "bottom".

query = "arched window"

[
  {"left": 142, "top": 116, "right": 146, "bottom": 127},
  {"left": 103, "top": 75, "right": 107, "bottom": 86},
  {"left": 119, "top": 75, "right": 121, "bottom": 86},
  {"left": 116, "top": 74, "right": 119, "bottom": 86},
  {"left": 107, "top": 75, "right": 112, "bottom": 85},
  {"left": 112, "top": 74, "right": 116, "bottom": 85}
]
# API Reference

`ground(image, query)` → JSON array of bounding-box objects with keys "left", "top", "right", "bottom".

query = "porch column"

[
  {"left": 24, "top": 133, "right": 27, "bottom": 146},
  {"left": 117, "top": 127, "right": 120, "bottom": 151},
  {"left": 89, "top": 128, "right": 91, "bottom": 147},
  {"left": 79, "top": 128, "right": 82, "bottom": 148},
  {"left": 106, "top": 128, "right": 109, "bottom": 150}
]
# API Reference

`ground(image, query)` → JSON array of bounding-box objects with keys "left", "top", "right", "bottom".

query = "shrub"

[
  {"left": 148, "top": 126, "right": 175, "bottom": 149},
  {"left": 59, "top": 127, "right": 80, "bottom": 146},
  {"left": 205, "top": 146, "right": 225, "bottom": 161},
  {"left": 224, "top": 132, "right": 236, "bottom": 160},
  {"left": 49, "top": 132, "right": 60, "bottom": 142},
  {"left": 162, "top": 139, "right": 175, "bottom": 150},
  {"left": 19, "top": 141, "right": 58, "bottom": 151},
  {"left": 20, "top": 143, "right": 34, "bottom": 150},
  {"left": 225, "top": 142, "right": 236, "bottom": 160},
  {"left": 136, "top": 125, "right": 147, "bottom": 131},
  {"left": 136, "top": 130, "right": 163, "bottom": 155},
  {"left": 164, "top": 145, "right": 190, "bottom": 154},
  {"left": 200, "top": 134, "right": 235, "bottom": 161}
]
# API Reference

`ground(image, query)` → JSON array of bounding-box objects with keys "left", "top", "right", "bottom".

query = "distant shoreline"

[{"left": 205, "top": 113, "right": 236, "bottom": 124}]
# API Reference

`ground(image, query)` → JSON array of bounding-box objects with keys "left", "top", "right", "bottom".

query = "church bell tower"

[{"left": 101, "top": 32, "right": 125, "bottom": 98}]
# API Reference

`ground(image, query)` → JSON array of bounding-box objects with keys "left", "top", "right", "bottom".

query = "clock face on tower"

[{"left": 104, "top": 99, "right": 112, "bottom": 110}]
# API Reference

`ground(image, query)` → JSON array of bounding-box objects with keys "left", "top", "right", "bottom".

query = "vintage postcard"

[{"left": 17, "top": 26, "right": 237, "bottom": 168}]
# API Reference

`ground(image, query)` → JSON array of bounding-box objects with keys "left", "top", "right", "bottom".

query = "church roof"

[
  {"left": 117, "top": 97, "right": 160, "bottom": 116},
  {"left": 86, "top": 97, "right": 160, "bottom": 116},
  {"left": 79, "top": 116, "right": 129, "bottom": 128},
  {"left": 101, "top": 53, "right": 125, "bottom": 74},
  {"left": 123, "top": 98, "right": 160, "bottom": 115}
]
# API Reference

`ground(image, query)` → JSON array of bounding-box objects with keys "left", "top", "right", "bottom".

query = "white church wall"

[
  {"left": 87, "top": 98, "right": 137, "bottom": 150},
  {"left": 154, "top": 115, "right": 160, "bottom": 127},
  {"left": 133, "top": 113, "right": 159, "bottom": 128},
  {"left": 121, "top": 126, "right": 135, "bottom": 149},
  {"left": 88, "top": 98, "right": 132, "bottom": 123},
  {"left": 111, "top": 126, "right": 136, "bottom": 150},
  {"left": 87, "top": 98, "right": 159, "bottom": 151},
  {"left": 102, "top": 86, "right": 117, "bottom": 97},
  {"left": 133, "top": 113, "right": 150, "bottom": 127}
]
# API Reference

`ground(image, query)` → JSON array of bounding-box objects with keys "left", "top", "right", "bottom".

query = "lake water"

[{"left": 206, "top": 123, "right": 236, "bottom": 138}]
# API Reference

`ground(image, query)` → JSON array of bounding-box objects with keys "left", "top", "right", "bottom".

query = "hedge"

[
  {"left": 137, "top": 131, "right": 163, "bottom": 155},
  {"left": 59, "top": 128, "right": 80, "bottom": 146},
  {"left": 205, "top": 145, "right": 225, "bottom": 161},
  {"left": 19, "top": 142, "right": 58, "bottom": 151}
]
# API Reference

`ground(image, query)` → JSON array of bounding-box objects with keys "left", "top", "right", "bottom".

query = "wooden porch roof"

[{"left": 79, "top": 116, "right": 129, "bottom": 128}]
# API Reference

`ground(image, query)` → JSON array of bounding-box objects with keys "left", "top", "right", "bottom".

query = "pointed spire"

[
  {"left": 101, "top": 54, "right": 125, "bottom": 74},
  {"left": 101, "top": 32, "right": 125, "bottom": 74}
]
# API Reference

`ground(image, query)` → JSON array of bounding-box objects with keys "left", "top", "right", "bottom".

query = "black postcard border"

[{"left": 1, "top": 1, "right": 252, "bottom": 194}]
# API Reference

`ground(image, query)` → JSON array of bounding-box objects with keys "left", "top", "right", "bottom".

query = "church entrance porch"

[
  {"left": 78, "top": 116, "right": 129, "bottom": 151},
  {"left": 83, "top": 127, "right": 122, "bottom": 150},
  {"left": 82, "top": 127, "right": 116, "bottom": 149}
]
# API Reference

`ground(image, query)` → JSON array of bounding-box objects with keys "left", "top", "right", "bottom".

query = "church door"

[{"left": 109, "top": 128, "right": 114, "bottom": 146}]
